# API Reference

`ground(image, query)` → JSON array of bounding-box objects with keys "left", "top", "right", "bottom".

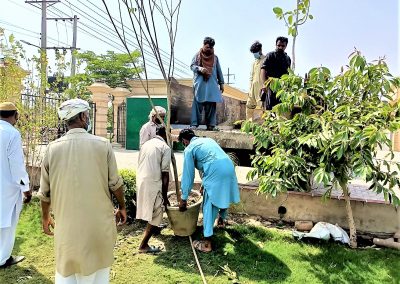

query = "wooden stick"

[{"left": 189, "top": 236, "right": 207, "bottom": 284}]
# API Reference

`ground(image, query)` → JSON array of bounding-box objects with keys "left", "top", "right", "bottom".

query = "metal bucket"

[{"left": 166, "top": 190, "right": 202, "bottom": 237}]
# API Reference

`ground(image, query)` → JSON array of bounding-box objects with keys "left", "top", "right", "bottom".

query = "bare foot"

[{"left": 193, "top": 240, "right": 212, "bottom": 253}]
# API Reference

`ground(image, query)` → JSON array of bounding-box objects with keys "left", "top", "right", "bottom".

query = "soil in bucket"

[
  {"left": 168, "top": 191, "right": 201, "bottom": 206},
  {"left": 166, "top": 190, "right": 202, "bottom": 237}
]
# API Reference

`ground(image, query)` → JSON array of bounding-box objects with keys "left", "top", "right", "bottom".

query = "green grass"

[{"left": 1, "top": 200, "right": 399, "bottom": 284}]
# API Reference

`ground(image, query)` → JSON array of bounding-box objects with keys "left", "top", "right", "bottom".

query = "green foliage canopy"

[
  {"left": 67, "top": 50, "right": 142, "bottom": 98},
  {"left": 243, "top": 51, "right": 400, "bottom": 205}
]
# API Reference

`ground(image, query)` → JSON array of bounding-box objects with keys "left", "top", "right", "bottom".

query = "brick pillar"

[
  {"left": 110, "top": 87, "right": 131, "bottom": 141},
  {"left": 87, "top": 82, "right": 112, "bottom": 139}
]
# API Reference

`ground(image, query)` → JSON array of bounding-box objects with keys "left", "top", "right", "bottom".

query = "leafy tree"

[
  {"left": 273, "top": 0, "right": 313, "bottom": 70},
  {"left": 243, "top": 51, "right": 400, "bottom": 248},
  {"left": 1, "top": 29, "right": 61, "bottom": 189},
  {"left": 0, "top": 31, "right": 27, "bottom": 102},
  {"left": 66, "top": 50, "right": 141, "bottom": 99}
]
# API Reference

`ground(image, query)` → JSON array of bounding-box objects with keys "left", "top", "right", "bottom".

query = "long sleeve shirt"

[
  {"left": 0, "top": 120, "right": 30, "bottom": 228},
  {"left": 37, "top": 128, "right": 123, "bottom": 277},
  {"left": 139, "top": 121, "right": 157, "bottom": 148},
  {"left": 249, "top": 54, "right": 266, "bottom": 99},
  {"left": 190, "top": 54, "right": 224, "bottom": 103},
  {"left": 181, "top": 137, "right": 240, "bottom": 209}
]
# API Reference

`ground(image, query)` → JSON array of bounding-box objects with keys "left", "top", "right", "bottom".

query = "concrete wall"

[
  {"left": 128, "top": 78, "right": 247, "bottom": 126},
  {"left": 232, "top": 185, "right": 399, "bottom": 234}
]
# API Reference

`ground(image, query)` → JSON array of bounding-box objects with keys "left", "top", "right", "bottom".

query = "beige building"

[{"left": 89, "top": 78, "right": 247, "bottom": 141}]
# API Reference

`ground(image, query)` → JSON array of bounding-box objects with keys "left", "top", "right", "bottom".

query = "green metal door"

[{"left": 126, "top": 96, "right": 168, "bottom": 150}]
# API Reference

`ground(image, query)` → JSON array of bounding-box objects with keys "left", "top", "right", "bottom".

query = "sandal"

[
  {"left": 0, "top": 256, "right": 25, "bottom": 268},
  {"left": 217, "top": 217, "right": 226, "bottom": 229},
  {"left": 138, "top": 245, "right": 161, "bottom": 254},
  {"left": 193, "top": 240, "right": 212, "bottom": 253}
]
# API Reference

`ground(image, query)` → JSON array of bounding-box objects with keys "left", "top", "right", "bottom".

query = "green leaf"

[
  {"left": 288, "top": 15, "right": 293, "bottom": 25},
  {"left": 273, "top": 7, "right": 283, "bottom": 15}
]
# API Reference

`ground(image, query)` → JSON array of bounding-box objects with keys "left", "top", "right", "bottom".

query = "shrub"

[{"left": 118, "top": 168, "right": 136, "bottom": 221}]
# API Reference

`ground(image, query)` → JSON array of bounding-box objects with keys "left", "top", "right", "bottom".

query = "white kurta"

[
  {"left": 139, "top": 121, "right": 157, "bottom": 148},
  {"left": 0, "top": 120, "right": 30, "bottom": 229},
  {"left": 136, "top": 136, "right": 171, "bottom": 225}
]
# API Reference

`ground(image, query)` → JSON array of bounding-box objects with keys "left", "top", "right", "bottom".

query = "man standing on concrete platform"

[
  {"left": 136, "top": 125, "right": 171, "bottom": 253},
  {"left": 246, "top": 41, "right": 266, "bottom": 120},
  {"left": 0, "top": 102, "right": 31, "bottom": 269},
  {"left": 38, "top": 98, "right": 126, "bottom": 284},
  {"left": 260, "top": 36, "right": 291, "bottom": 110},
  {"left": 190, "top": 37, "right": 225, "bottom": 131},
  {"left": 178, "top": 129, "right": 240, "bottom": 253},
  {"left": 139, "top": 106, "right": 166, "bottom": 148}
]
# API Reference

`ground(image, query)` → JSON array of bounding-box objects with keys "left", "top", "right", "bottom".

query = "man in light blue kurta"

[
  {"left": 178, "top": 129, "right": 240, "bottom": 252},
  {"left": 190, "top": 37, "right": 225, "bottom": 130}
]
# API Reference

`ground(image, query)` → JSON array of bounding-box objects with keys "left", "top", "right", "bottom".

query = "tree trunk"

[
  {"left": 291, "top": 0, "right": 300, "bottom": 71},
  {"left": 340, "top": 181, "right": 357, "bottom": 248},
  {"left": 166, "top": 81, "right": 182, "bottom": 203},
  {"left": 291, "top": 34, "right": 297, "bottom": 71}
]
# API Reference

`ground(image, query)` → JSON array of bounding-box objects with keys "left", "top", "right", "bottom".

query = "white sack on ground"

[{"left": 292, "top": 222, "right": 350, "bottom": 245}]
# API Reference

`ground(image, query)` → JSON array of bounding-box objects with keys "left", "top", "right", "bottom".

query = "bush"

[{"left": 118, "top": 168, "right": 136, "bottom": 221}]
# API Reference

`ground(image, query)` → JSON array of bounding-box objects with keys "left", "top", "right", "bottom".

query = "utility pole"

[
  {"left": 224, "top": 68, "right": 235, "bottom": 85},
  {"left": 71, "top": 15, "right": 78, "bottom": 78},
  {"left": 40, "top": 0, "right": 47, "bottom": 97},
  {"left": 26, "top": 0, "right": 60, "bottom": 97},
  {"left": 25, "top": 1, "right": 79, "bottom": 97}
]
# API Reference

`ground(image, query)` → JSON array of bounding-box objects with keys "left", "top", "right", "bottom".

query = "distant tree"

[
  {"left": 66, "top": 50, "right": 141, "bottom": 99},
  {"left": 1, "top": 29, "right": 60, "bottom": 188},
  {"left": 273, "top": 0, "right": 313, "bottom": 71}
]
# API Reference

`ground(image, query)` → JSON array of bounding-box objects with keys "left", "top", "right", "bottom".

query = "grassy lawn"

[{"left": 1, "top": 200, "right": 399, "bottom": 284}]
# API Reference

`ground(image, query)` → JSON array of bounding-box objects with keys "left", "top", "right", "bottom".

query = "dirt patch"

[{"left": 168, "top": 191, "right": 201, "bottom": 207}]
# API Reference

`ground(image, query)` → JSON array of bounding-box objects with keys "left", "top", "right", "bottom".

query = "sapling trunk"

[
  {"left": 166, "top": 82, "right": 181, "bottom": 203},
  {"left": 340, "top": 181, "right": 357, "bottom": 248}
]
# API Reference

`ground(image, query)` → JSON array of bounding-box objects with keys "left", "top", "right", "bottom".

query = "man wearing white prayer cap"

[
  {"left": 38, "top": 98, "right": 127, "bottom": 284},
  {"left": 0, "top": 102, "right": 31, "bottom": 269},
  {"left": 139, "top": 106, "right": 166, "bottom": 148}
]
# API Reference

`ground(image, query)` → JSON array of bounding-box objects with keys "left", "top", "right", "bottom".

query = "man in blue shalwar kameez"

[
  {"left": 190, "top": 37, "right": 225, "bottom": 131},
  {"left": 178, "top": 129, "right": 240, "bottom": 252}
]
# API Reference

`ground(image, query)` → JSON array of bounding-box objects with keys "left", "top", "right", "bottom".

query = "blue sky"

[{"left": 1, "top": 0, "right": 399, "bottom": 91}]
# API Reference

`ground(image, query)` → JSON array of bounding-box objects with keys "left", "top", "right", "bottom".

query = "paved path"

[
  {"left": 29, "top": 144, "right": 399, "bottom": 204},
  {"left": 113, "top": 145, "right": 399, "bottom": 204}
]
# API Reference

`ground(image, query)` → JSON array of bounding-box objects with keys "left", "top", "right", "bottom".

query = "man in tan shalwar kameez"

[
  {"left": 136, "top": 125, "right": 171, "bottom": 253},
  {"left": 38, "top": 99, "right": 126, "bottom": 284}
]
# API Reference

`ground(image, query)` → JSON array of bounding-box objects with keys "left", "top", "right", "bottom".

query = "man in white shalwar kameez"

[
  {"left": 139, "top": 106, "right": 166, "bottom": 148},
  {"left": 37, "top": 99, "right": 127, "bottom": 284},
  {"left": 136, "top": 125, "right": 171, "bottom": 253},
  {"left": 0, "top": 102, "right": 31, "bottom": 268}
]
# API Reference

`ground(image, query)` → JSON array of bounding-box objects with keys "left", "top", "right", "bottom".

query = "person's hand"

[
  {"left": 23, "top": 191, "right": 32, "bottom": 204},
  {"left": 198, "top": 67, "right": 207, "bottom": 74},
  {"left": 179, "top": 199, "right": 187, "bottom": 212},
  {"left": 42, "top": 216, "right": 55, "bottom": 236},
  {"left": 115, "top": 207, "right": 127, "bottom": 225},
  {"left": 170, "top": 133, "right": 179, "bottom": 142},
  {"left": 220, "top": 84, "right": 224, "bottom": 93}
]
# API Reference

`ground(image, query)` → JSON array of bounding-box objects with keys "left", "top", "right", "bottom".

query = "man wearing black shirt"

[{"left": 260, "top": 36, "right": 291, "bottom": 110}]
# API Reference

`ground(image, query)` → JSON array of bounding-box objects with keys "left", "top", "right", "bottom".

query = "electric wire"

[
  {"left": 63, "top": 0, "right": 191, "bottom": 77},
  {"left": 47, "top": 5, "right": 186, "bottom": 78}
]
